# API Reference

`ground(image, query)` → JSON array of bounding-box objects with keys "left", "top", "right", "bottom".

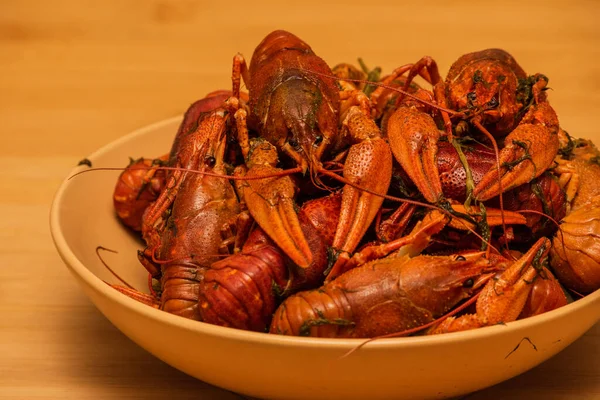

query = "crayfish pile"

[{"left": 111, "top": 30, "right": 600, "bottom": 338}]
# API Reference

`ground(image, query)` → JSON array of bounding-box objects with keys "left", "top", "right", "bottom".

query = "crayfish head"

[
  {"left": 399, "top": 253, "right": 494, "bottom": 317},
  {"left": 266, "top": 78, "right": 337, "bottom": 175},
  {"left": 446, "top": 49, "right": 527, "bottom": 136}
]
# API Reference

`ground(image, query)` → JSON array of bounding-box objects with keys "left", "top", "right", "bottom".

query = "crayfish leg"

[{"left": 328, "top": 209, "right": 448, "bottom": 280}]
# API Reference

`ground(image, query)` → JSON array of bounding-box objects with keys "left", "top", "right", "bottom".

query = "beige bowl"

[{"left": 50, "top": 117, "right": 600, "bottom": 400}]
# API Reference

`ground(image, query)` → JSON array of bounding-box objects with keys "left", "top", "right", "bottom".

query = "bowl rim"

[{"left": 49, "top": 116, "right": 600, "bottom": 350}]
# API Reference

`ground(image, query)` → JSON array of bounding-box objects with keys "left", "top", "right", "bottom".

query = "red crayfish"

[{"left": 99, "top": 30, "right": 599, "bottom": 341}]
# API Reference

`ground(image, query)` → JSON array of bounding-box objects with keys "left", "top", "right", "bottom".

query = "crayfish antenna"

[
  {"left": 69, "top": 165, "right": 305, "bottom": 182},
  {"left": 96, "top": 246, "right": 160, "bottom": 308},
  {"left": 96, "top": 246, "right": 134, "bottom": 289}
]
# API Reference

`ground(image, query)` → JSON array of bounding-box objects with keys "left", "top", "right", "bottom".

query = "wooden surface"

[{"left": 1, "top": 0, "right": 599, "bottom": 398}]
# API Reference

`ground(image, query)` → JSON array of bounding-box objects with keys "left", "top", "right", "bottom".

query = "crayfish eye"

[
  {"left": 467, "top": 92, "right": 477, "bottom": 103},
  {"left": 205, "top": 155, "right": 216, "bottom": 167},
  {"left": 288, "top": 138, "right": 300, "bottom": 150},
  {"left": 487, "top": 96, "right": 499, "bottom": 108},
  {"left": 313, "top": 135, "right": 323, "bottom": 146},
  {"left": 455, "top": 255, "right": 466, "bottom": 261},
  {"left": 463, "top": 278, "right": 474, "bottom": 288}
]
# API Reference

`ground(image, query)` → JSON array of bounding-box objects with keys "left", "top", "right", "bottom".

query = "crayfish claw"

[
  {"left": 387, "top": 106, "right": 444, "bottom": 203},
  {"left": 473, "top": 102, "right": 560, "bottom": 201},
  {"left": 241, "top": 140, "right": 313, "bottom": 269},
  {"left": 326, "top": 108, "right": 393, "bottom": 280}
]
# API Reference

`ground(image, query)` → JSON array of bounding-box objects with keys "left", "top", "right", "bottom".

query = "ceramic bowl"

[{"left": 50, "top": 117, "right": 600, "bottom": 400}]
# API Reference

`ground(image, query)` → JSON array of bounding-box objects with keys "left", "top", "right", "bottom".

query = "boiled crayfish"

[{"left": 103, "top": 30, "right": 598, "bottom": 340}]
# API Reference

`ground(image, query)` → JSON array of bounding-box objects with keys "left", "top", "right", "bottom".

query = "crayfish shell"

[
  {"left": 550, "top": 196, "right": 600, "bottom": 294},
  {"left": 567, "top": 139, "right": 600, "bottom": 212},
  {"left": 445, "top": 48, "right": 527, "bottom": 136}
]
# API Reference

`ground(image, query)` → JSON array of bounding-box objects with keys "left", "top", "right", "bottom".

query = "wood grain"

[{"left": 1, "top": 0, "right": 598, "bottom": 398}]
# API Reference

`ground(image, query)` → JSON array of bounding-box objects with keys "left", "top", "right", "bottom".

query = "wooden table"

[{"left": 1, "top": 1, "right": 598, "bottom": 398}]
